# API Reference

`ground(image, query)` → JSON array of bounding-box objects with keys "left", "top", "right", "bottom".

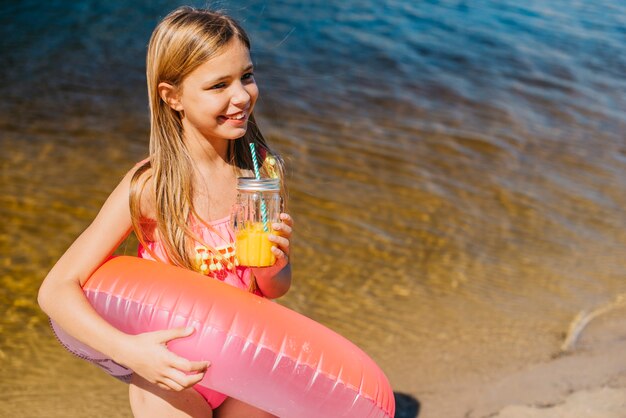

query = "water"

[{"left": 1, "top": 0, "right": 625, "bottom": 416}]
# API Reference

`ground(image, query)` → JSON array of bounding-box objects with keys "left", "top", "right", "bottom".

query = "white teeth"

[{"left": 228, "top": 112, "right": 245, "bottom": 120}]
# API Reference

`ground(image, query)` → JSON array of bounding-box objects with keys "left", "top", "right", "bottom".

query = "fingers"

[
  {"left": 156, "top": 326, "right": 195, "bottom": 343},
  {"left": 161, "top": 377, "right": 185, "bottom": 392},
  {"left": 170, "top": 355, "right": 210, "bottom": 373},
  {"left": 156, "top": 382, "right": 172, "bottom": 391},
  {"left": 272, "top": 221, "right": 292, "bottom": 237},
  {"left": 271, "top": 245, "right": 289, "bottom": 261},
  {"left": 158, "top": 372, "right": 204, "bottom": 392},
  {"left": 165, "top": 367, "right": 207, "bottom": 390},
  {"left": 153, "top": 326, "right": 210, "bottom": 383},
  {"left": 157, "top": 328, "right": 210, "bottom": 373},
  {"left": 130, "top": 328, "right": 211, "bottom": 393},
  {"left": 279, "top": 213, "right": 293, "bottom": 226},
  {"left": 272, "top": 213, "right": 293, "bottom": 237},
  {"left": 154, "top": 359, "right": 209, "bottom": 391},
  {"left": 268, "top": 234, "right": 290, "bottom": 256},
  {"left": 271, "top": 213, "right": 293, "bottom": 256}
]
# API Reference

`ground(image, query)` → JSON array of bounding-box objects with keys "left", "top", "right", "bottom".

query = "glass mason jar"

[{"left": 231, "top": 177, "right": 282, "bottom": 267}]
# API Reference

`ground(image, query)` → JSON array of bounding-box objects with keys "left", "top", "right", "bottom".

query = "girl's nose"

[{"left": 231, "top": 82, "right": 251, "bottom": 106}]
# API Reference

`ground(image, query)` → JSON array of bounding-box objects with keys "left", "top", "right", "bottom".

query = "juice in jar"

[{"left": 235, "top": 222, "right": 276, "bottom": 267}]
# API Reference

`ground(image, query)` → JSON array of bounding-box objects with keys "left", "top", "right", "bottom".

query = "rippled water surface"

[{"left": 1, "top": 0, "right": 625, "bottom": 416}]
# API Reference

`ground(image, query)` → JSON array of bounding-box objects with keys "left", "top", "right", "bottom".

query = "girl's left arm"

[{"left": 252, "top": 213, "right": 293, "bottom": 298}]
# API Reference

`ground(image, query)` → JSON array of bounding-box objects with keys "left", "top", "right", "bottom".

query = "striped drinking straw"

[{"left": 249, "top": 143, "right": 269, "bottom": 232}]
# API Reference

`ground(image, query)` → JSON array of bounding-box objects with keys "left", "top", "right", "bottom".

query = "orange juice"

[{"left": 235, "top": 222, "right": 276, "bottom": 267}]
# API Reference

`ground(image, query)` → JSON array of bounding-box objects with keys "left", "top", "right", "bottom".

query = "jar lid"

[{"left": 237, "top": 177, "right": 280, "bottom": 191}]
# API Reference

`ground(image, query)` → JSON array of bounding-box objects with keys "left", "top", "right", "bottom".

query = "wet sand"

[
  {"left": 493, "top": 387, "right": 626, "bottom": 418},
  {"left": 416, "top": 305, "right": 626, "bottom": 418}
]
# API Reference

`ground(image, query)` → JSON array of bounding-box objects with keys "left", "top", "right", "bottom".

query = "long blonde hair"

[{"left": 130, "top": 6, "right": 285, "bottom": 281}]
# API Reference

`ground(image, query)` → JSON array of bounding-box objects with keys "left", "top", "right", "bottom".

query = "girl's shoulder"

[
  {"left": 133, "top": 157, "right": 151, "bottom": 169},
  {"left": 129, "top": 158, "right": 157, "bottom": 221}
]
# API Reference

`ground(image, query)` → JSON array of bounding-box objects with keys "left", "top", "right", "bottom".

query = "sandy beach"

[{"left": 414, "top": 305, "right": 626, "bottom": 418}]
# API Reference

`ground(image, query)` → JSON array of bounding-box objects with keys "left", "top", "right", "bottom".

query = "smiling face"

[{"left": 164, "top": 39, "right": 259, "bottom": 143}]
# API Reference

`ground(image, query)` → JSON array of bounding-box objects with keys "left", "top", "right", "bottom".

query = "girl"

[{"left": 38, "top": 6, "right": 293, "bottom": 418}]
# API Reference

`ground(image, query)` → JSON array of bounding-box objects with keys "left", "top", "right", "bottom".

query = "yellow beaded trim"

[
  {"left": 262, "top": 155, "right": 280, "bottom": 179},
  {"left": 195, "top": 243, "right": 238, "bottom": 276}
]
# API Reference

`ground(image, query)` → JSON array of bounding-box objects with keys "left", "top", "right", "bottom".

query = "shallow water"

[{"left": 1, "top": 0, "right": 625, "bottom": 416}]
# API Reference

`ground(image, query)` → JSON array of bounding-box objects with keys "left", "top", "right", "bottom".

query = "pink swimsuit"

[{"left": 138, "top": 215, "right": 261, "bottom": 409}]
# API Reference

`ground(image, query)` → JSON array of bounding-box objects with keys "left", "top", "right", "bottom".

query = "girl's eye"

[
  {"left": 242, "top": 73, "right": 255, "bottom": 82},
  {"left": 209, "top": 82, "right": 227, "bottom": 90}
]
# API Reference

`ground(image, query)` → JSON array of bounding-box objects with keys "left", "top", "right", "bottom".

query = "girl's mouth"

[{"left": 223, "top": 111, "right": 247, "bottom": 121}]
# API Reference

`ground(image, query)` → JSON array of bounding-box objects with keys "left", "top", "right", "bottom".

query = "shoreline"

[{"left": 416, "top": 305, "right": 626, "bottom": 418}]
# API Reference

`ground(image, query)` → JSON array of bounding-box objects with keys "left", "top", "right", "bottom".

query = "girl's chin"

[
  {"left": 196, "top": 120, "right": 249, "bottom": 141},
  {"left": 220, "top": 125, "right": 248, "bottom": 140}
]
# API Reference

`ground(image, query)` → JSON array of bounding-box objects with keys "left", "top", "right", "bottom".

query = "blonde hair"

[{"left": 130, "top": 6, "right": 285, "bottom": 289}]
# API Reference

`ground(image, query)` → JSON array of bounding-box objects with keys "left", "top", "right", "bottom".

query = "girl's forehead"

[
  {"left": 183, "top": 40, "right": 251, "bottom": 83},
  {"left": 205, "top": 40, "right": 251, "bottom": 68}
]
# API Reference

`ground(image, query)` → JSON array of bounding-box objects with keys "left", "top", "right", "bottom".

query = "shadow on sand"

[{"left": 394, "top": 392, "right": 420, "bottom": 418}]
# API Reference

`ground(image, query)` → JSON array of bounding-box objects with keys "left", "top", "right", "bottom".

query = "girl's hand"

[
  {"left": 252, "top": 213, "right": 293, "bottom": 298},
  {"left": 117, "top": 327, "right": 209, "bottom": 391},
  {"left": 269, "top": 212, "right": 293, "bottom": 269}
]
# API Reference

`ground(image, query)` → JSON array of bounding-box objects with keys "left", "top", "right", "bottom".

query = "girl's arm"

[
  {"left": 38, "top": 167, "right": 208, "bottom": 391},
  {"left": 252, "top": 213, "right": 293, "bottom": 299}
]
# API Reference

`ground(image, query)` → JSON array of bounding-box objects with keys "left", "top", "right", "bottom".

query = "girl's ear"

[{"left": 158, "top": 82, "right": 183, "bottom": 111}]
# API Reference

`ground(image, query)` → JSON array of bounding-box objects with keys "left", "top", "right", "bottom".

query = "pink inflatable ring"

[{"left": 50, "top": 256, "right": 395, "bottom": 417}]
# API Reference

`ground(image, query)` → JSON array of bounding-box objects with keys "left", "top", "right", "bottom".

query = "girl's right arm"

[{"left": 37, "top": 166, "right": 209, "bottom": 391}]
